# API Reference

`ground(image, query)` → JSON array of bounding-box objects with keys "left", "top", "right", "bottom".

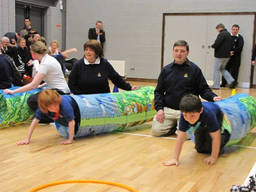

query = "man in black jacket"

[
  {"left": 152, "top": 40, "right": 221, "bottom": 137},
  {"left": 88, "top": 21, "right": 106, "bottom": 48},
  {"left": 211, "top": 23, "right": 234, "bottom": 89},
  {"left": 221, "top": 24, "right": 244, "bottom": 88}
]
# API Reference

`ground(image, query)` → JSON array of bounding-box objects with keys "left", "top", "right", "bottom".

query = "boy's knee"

[{"left": 151, "top": 129, "right": 165, "bottom": 137}]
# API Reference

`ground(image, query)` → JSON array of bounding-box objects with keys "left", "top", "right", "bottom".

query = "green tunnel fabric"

[{"left": 0, "top": 88, "right": 40, "bottom": 128}]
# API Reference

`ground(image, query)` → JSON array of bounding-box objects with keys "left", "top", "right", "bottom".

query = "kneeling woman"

[{"left": 17, "top": 89, "right": 80, "bottom": 145}]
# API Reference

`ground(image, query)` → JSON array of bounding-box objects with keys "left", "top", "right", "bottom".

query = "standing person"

[
  {"left": 162, "top": 94, "right": 230, "bottom": 166},
  {"left": 68, "top": 40, "right": 137, "bottom": 94},
  {"left": 221, "top": 24, "right": 244, "bottom": 88},
  {"left": 88, "top": 21, "right": 106, "bottom": 48},
  {"left": 152, "top": 40, "right": 221, "bottom": 137},
  {"left": 19, "top": 18, "right": 32, "bottom": 38},
  {"left": 211, "top": 23, "right": 234, "bottom": 89}
]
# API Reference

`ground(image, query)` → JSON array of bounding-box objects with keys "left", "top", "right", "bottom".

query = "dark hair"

[
  {"left": 216, "top": 23, "right": 225, "bottom": 29},
  {"left": 83, "top": 40, "right": 103, "bottom": 58},
  {"left": 232, "top": 24, "right": 240, "bottom": 29},
  {"left": 173, "top": 40, "right": 189, "bottom": 51},
  {"left": 179, "top": 94, "right": 202, "bottom": 112}
]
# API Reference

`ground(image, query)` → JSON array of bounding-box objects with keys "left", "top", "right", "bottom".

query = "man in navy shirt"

[
  {"left": 0, "top": 50, "right": 13, "bottom": 89},
  {"left": 16, "top": 90, "right": 80, "bottom": 145},
  {"left": 152, "top": 40, "right": 221, "bottom": 137},
  {"left": 163, "top": 94, "right": 230, "bottom": 166}
]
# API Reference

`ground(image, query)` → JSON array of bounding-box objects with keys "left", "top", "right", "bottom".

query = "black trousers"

[{"left": 194, "top": 113, "right": 230, "bottom": 154}]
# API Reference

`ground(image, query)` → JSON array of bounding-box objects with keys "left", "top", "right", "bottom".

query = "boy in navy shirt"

[
  {"left": 17, "top": 89, "right": 80, "bottom": 145},
  {"left": 163, "top": 94, "right": 230, "bottom": 166}
]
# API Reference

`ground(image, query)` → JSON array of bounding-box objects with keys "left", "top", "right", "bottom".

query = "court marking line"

[
  {"left": 123, "top": 132, "right": 177, "bottom": 140},
  {"left": 123, "top": 132, "right": 256, "bottom": 149}
]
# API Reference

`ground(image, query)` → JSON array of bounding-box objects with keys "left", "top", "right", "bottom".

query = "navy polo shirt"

[{"left": 179, "top": 102, "right": 223, "bottom": 133}]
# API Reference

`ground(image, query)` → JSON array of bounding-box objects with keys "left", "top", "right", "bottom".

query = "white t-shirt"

[{"left": 38, "top": 54, "right": 70, "bottom": 93}]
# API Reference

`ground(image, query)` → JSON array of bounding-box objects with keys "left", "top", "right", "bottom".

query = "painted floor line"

[
  {"left": 123, "top": 132, "right": 177, "bottom": 140},
  {"left": 123, "top": 132, "right": 256, "bottom": 149},
  {"left": 233, "top": 145, "right": 256, "bottom": 150},
  {"left": 244, "top": 162, "right": 256, "bottom": 185}
]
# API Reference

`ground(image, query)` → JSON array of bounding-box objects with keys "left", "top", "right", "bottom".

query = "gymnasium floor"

[{"left": 0, "top": 81, "right": 256, "bottom": 192}]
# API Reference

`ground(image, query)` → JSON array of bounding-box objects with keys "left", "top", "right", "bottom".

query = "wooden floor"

[{"left": 1, "top": 81, "right": 256, "bottom": 192}]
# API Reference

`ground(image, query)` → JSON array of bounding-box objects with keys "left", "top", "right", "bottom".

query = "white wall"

[
  {"left": 44, "top": 1, "right": 63, "bottom": 49},
  {"left": 66, "top": 0, "right": 256, "bottom": 80},
  {"left": 0, "top": 0, "right": 15, "bottom": 36}
]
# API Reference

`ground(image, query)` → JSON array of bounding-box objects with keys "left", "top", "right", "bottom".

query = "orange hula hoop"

[{"left": 28, "top": 179, "right": 139, "bottom": 192}]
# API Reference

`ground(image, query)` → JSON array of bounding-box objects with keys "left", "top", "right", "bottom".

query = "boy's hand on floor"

[
  {"left": 162, "top": 159, "right": 179, "bottom": 166},
  {"left": 16, "top": 138, "right": 30, "bottom": 145},
  {"left": 59, "top": 139, "right": 73, "bottom": 145},
  {"left": 204, "top": 156, "right": 216, "bottom": 165}
]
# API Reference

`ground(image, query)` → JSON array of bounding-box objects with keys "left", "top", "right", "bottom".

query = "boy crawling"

[
  {"left": 163, "top": 94, "right": 230, "bottom": 166},
  {"left": 17, "top": 89, "right": 80, "bottom": 145}
]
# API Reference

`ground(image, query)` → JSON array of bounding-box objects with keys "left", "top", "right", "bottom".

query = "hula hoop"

[{"left": 28, "top": 180, "right": 139, "bottom": 192}]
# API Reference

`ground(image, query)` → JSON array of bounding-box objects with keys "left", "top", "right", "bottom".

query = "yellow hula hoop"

[{"left": 28, "top": 179, "right": 139, "bottom": 192}]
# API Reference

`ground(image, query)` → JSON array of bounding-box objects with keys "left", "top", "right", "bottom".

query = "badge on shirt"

[
  {"left": 97, "top": 72, "right": 101, "bottom": 77},
  {"left": 184, "top": 73, "right": 188, "bottom": 78}
]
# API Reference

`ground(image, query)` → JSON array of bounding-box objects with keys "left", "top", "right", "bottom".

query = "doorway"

[
  {"left": 161, "top": 13, "right": 256, "bottom": 88},
  {"left": 15, "top": 2, "right": 45, "bottom": 36}
]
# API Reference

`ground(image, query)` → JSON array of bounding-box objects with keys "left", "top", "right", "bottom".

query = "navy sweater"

[
  {"left": 0, "top": 54, "right": 13, "bottom": 89},
  {"left": 68, "top": 58, "right": 131, "bottom": 94},
  {"left": 154, "top": 60, "right": 216, "bottom": 111}
]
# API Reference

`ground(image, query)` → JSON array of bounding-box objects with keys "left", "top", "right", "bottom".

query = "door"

[
  {"left": 15, "top": 3, "right": 45, "bottom": 36},
  {"left": 205, "top": 15, "right": 254, "bottom": 87},
  {"left": 163, "top": 13, "right": 255, "bottom": 87},
  {"left": 164, "top": 15, "right": 207, "bottom": 74}
]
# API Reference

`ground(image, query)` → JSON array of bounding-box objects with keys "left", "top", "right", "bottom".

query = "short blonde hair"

[
  {"left": 38, "top": 90, "right": 62, "bottom": 113},
  {"left": 50, "top": 40, "right": 59, "bottom": 47},
  {"left": 30, "top": 40, "right": 48, "bottom": 55}
]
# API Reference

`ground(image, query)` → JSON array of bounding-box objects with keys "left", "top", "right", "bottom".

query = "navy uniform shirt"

[
  {"left": 154, "top": 60, "right": 216, "bottom": 111},
  {"left": 68, "top": 58, "right": 131, "bottom": 94},
  {"left": 179, "top": 102, "right": 223, "bottom": 133},
  {"left": 0, "top": 54, "right": 13, "bottom": 89}
]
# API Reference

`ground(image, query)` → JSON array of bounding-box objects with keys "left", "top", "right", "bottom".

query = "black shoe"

[
  {"left": 229, "top": 82, "right": 237, "bottom": 89},
  {"left": 220, "top": 84, "right": 226, "bottom": 87}
]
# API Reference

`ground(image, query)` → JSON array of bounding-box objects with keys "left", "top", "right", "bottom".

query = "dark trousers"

[
  {"left": 221, "top": 55, "right": 241, "bottom": 86},
  {"left": 194, "top": 114, "right": 230, "bottom": 154}
]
